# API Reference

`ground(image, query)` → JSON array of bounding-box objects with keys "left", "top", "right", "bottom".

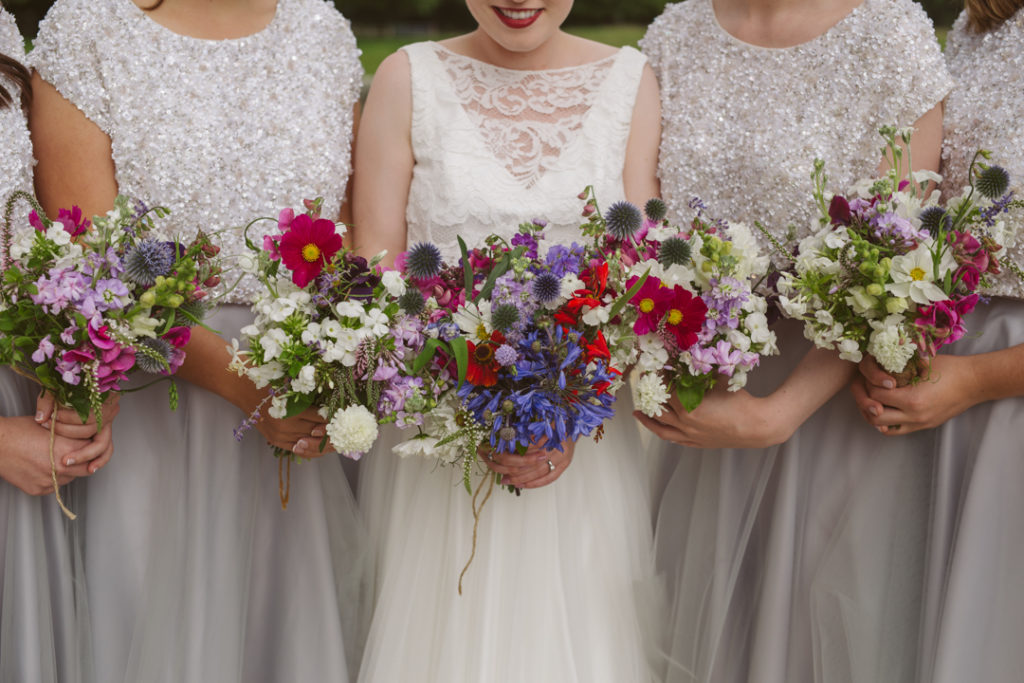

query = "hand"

[
  {"left": 251, "top": 401, "right": 332, "bottom": 458},
  {"left": 634, "top": 384, "right": 788, "bottom": 449},
  {"left": 0, "top": 416, "right": 114, "bottom": 495},
  {"left": 483, "top": 436, "right": 575, "bottom": 489},
  {"left": 852, "top": 354, "right": 983, "bottom": 434},
  {"left": 36, "top": 392, "right": 121, "bottom": 440}
]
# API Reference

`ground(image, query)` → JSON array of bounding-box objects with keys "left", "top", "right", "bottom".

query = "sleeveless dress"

[
  {"left": 356, "top": 42, "right": 660, "bottom": 683},
  {"left": 31, "top": 1, "right": 366, "bottom": 680},
  {"left": 915, "top": 10, "right": 1024, "bottom": 682},
  {"left": 0, "top": 10, "right": 93, "bottom": 682},
  {"left": 641, "top": 1, "right": 951, "bottom": 681}
]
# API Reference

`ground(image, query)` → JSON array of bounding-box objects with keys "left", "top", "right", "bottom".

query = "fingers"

[
  {"left": 35, "top": 393, "right": 55, "bottom": 424},
  {"left": 291, "top": 435, "right": 334, "bottom": 458},
  {"left": 859, "top": 356, "right": 896, "bottom": 390},
  {"left": 633, "top": 412, "right": 697, "bottom": 447},
  {"left": 514, "top": 447, "right": 571, "bottom": 489},
  {"left": 850, "top": 377, "right": 885, "bottom": 422}
]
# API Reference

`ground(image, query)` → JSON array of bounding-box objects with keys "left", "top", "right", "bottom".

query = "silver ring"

[{"left": 546, "top": 459, "right": 555, "bottom": 473}]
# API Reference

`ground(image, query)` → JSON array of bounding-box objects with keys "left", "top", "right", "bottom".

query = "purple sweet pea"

[{"left": 31, "top": 335, "right": 55, "bottom": 363}]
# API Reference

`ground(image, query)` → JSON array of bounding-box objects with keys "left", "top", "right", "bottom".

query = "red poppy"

[
  {"left": 465, "top": 331, "right": 505, "bottom": 387},
  {"left": 279, "top": 213, "right": 343, "bottom": 287},
  {"left": 663, "top": 286, "right": 708, "bottom": 349}
]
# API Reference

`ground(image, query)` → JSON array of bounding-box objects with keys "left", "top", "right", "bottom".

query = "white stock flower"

[
  {"left": 259, "top": 328, "right": 289, "bottom": 361},
  {"left": 45, "top": 225, "right": 71, "bottom": 246},
  {"left": 727, "top": 369, "right": 748, "bottom": 391},
  {"left": 327, "top": 405, "right": 378, "bottom": 459},
  {"left": 777, "top": 295, "right": 808, "bottom": 319},
  {"left": 381, "top": 270, "right": 406, "bottom": 297},
  {"left": 633, "top": 372, "right": 671, "bottom": 417},
  {"left": 247, "top": 360, "right": 284, "bottom": 388},
  {"left": 321, "top": 319, "right": 343, "bottom": 338},
  {"left": 291, "top": 365, "right": 317, "bottom": 394},
  {"left": 335, "top": 300, "right": 364, "bottom": 319},
  {"left": 8, "top": 231, "right": 34, "bottom": 260},
  {"left": 361, "top": 308, "right": 391, "bottom": 337},
  {"left": 867, "top": 316, "right": 916, "bottom": 373},
  {"left": 300, "top": 322, "right": 322, "bottom": 346}
]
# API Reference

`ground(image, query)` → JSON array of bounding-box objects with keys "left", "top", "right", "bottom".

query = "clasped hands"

[{"left": 482, "top": 436, "right": 575, "bottom": 489}]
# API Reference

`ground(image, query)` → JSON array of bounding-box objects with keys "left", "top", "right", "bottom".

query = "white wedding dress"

[{"left": 357, "top": 42, "right": 660, "bottom": 683}]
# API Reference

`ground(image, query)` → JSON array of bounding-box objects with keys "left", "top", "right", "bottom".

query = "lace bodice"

[
  {"left": 642, "top": 0, "right": 951, "bottom": 260},
  {"left": 403, "top": 42, "right": 646, "bottom": 259},
  {"left": 31, "top": 0, "right": 363, "bottom": 304},
  {"left": 0, "top": 9, "right": 32, "bottom": 201},
  {"left": 941, "top": 9, "right": 1024, "bottom": 300}
]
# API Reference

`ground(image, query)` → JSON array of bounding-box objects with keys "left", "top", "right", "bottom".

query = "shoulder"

[
  {"left": 852, "top": 0, "right": 939, "bottom": 42},
  {"left": 640, "top": 0, "right": 702, "bottom": 68},
  {"left": 371, "top": 49, "right": 413, "bottom": 98},
  {"left": 291, "top": 0, "right": 357, "bottom": 44},
  {"left": 36, "top": 0, "right": 119, "bottom": 41},
  {"left": 0, "top": 10, "right": 24, "bottom": 60}
]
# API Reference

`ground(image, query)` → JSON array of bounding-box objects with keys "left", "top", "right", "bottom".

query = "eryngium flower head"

[
  {"left": 399, "top": 288, "right": 425, "bottom": 315},
  {"left": 658, "top": 236, "right": 692, "bottom": 267},
  {"left": 405, "top": 242, "right": 443, "bottom": 280},
  {"left": 135, "top": 336, "right": 172, "bottom": 373},
  {"left": 976, "top": 165, "right": 1010, "bottom": 199},
  {"left": 124, "top": 240, "right": 174, "bottom": 287},
  {"left": 917, "top": 206, "right": 951, "bottom": 234},
  {"left": 531, "top": 271, "right": 561, "bottom": 304},
  {"left": 605, "top": 201, "right": 643, "bottom": 240},
  {"left": 491, "top": 302, "right": 520, "bottom": 332},
  {"left": 644, "top": 198, "right": 667, "bottom": 222},
  {"left": 177, "top": 299, "right": 211, "bottom": 327}
]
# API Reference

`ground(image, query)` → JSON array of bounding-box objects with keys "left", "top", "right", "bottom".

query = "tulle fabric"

[
  {"left": 916, "top": 298, "right": 1024, "bottom": 683},
  {"left": 0, "top": 369, "right": 93, "bottom": 683},
  {"left": 79, "top": 306, "right": 367, "bottom": 682},
  {"left": 358, "top": 396, "right": 660, "bottom": 683},
  {"left": 655, "top": 319, "right": 934, "bottom": 683}
]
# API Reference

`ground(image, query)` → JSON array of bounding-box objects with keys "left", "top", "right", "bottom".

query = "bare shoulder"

[{"left": 368, "top": 49, "right": 412, "bottom": 96}]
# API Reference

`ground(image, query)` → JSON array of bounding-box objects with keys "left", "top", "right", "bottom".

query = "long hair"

[
  {"left": 966, "top": 0, "right": 1024, "bottom": 32},
  {"left": 143, "top": 0, "right": 166, "bottom": 9},
  {"left": 0, "top": 51, "right": 30, "bottom": 111}
]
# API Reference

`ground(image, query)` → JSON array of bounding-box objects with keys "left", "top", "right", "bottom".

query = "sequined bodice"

[
  {"left": 941, "top": 9, "right": 1024, "bottom": 299},
  {"left": 642, "top": 0, "right": 951, "bottom": 260},
  {"left": 0, "top": 9, "right": 32, "bottom": 201},
  {"left": 31, "top": 0, "right": 363, "bottom": 303},
  {"left": 404, "top": 43, "right": 646, "bottom": 260}
]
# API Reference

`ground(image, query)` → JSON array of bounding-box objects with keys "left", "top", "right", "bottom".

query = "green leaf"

[
  {"left": 411, "top": 338, "right": 447, "bottom": 374},
  {"left": 607, "top": 268, "right": 650, "bottom": 320},
  {"left": 675, "top": 382, "right": 704, "bottom": 413},
  {"left": 458, "top": 236, "right": 473, "bottom": 295},
  {"left": 284, "top": 393, "right": 314, "bottom": 418},
  {"left": 450, "top": 336, "right": 469, "bottom": 389},
  {"left": 474, "top": 253, "right": 511, "bottom": 302}
]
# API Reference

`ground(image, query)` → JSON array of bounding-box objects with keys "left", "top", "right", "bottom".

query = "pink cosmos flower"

[
  {"left": 278, "top": 214, "right": 343, "bottom": 287},
  {"left": 629, "top": 276, "right": 672, "bottom": 336}
]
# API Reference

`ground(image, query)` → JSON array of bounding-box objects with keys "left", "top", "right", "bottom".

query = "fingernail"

[
  {"left": 883, "top": 380, "right": 895, "bottom": 389},
  {"left": 293, "top": 440, "right": 308, "bottom": 455},
  {"left": 311, "top": 427, "right": 325, "bottom": 438},
  {"left": 501, "top": 476, "right": 510, "bottom": 485},
  {"left": 65, "top": 458, "right": 75, "bottom": 466},
  {"left": 868, "top": 407, "right": 878, "bottom": 417},
  {"left": 35, "top": 411, "right": 44, "bottom": 422}
]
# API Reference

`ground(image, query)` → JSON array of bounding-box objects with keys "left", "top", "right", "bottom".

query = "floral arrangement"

[
  {"left": 229, "top": 199, "right": 431, "bottom": 506},
  {"left": 773, "top": 127, "right": 1015, "bottom": 384},
  {"left": 0, "top": 192, "right": 221, "bottom": 515},
  {"left": 612, "top": 195, "right": 779, "bottom": 416}
]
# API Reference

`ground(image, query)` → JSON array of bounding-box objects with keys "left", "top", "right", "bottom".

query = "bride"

[{"left": 351, "top": 0, "right": 663, "bottom": 681}]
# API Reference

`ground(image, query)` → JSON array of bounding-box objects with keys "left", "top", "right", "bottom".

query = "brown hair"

[
  {"left": 143, "top": 0, "right": 166, "bottom": 9},
  {"left": 0, "top": 52, "right": 30, "bottom": 111},
  {"left": 966, "top": 0, "right": 1024, "bottom": 32}
]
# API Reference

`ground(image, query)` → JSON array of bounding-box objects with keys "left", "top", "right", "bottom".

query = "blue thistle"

[
  {"left": 176, "top": 300, "right": 211, "bottom": 327},
  {"left": 136, "top": 336, "right": 172, "bottom": 373},
  {"left": 917, "top": 206, "right": 951, "bottom": 234},
  {"left": 644, "top": 198, "right": 667, "bottom": 222},
  {"left": 976, "top": 165, "right": 1010, "bottom": 199},
  {"left": 658, "top": 236, "right": 692, "bottom": 267},
  {"left": 531, "top": 272, "right": 562, "bottom": 304},
  {"left": 124, "top": 240, "right": 174, "bottom": 287},
  {"left": 605, "top": 201, "right": 643, "bottom": 240},
  {"left": 399, "top": 288, "right": 425, "bottom": 315},
  {"left": 405, "top": 242, "right": 443, "bottom": 280},
  {"left": 491, "top": 303, "right": 520, "bottom": 332}
]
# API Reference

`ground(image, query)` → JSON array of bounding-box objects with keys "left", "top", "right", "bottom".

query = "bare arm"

[{"left": 623, "top": 63, "right": 661, "bottom": 204}]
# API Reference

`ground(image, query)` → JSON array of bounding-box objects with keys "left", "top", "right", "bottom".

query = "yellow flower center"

[
  {"left": 667, "top": 309, "right": 683, "bottom": 326},
  {"left": 476, "top": 323, "right": 488, "bottom": 341},
  {"left": 909, "top": 266, "right": 926, "bottom": 281},
  {"left": 301, "top": 243, "right": 322, "bottom": 263},
  {"left": 639, "top": 297, "right": 656, "bottom": 313}
]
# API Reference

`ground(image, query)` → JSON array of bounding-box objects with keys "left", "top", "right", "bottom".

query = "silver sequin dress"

[
  {"left": 356, "top": 43, "right": 660, "bottom": 683},
  {"left": 31, "top": 1, "right": 365, "bottom": 680},
  {"left": 0, "top": 9, "right": 93, "bottom": 683},
  {"left": 641, "top": 1, "right": 951, "bottom": 681},
  {"left": 916, "top": 9, "right": 1024, "bottom": 682}
]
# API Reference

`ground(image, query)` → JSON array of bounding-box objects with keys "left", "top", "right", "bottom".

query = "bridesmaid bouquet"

[
  {"left": 0, "top": 192, "right": 221, "bottom": 516},
  {"left": 390, "top": 211, "right": 638, "bottom": 494},
  {"left": 606, "top": 193, "right": 779, "bottom": 416},
  {"left": 230, "top": 199, "right": 431, "bottom": 506},
  {"left": 773, "top": 127, "right": 1011, "bottom": 384}
]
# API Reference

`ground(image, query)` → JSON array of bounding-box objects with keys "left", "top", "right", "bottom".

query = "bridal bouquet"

[
  {"left": 0, "top": 192, "right": 221, "bottom": 516},
  {"left": 230, "top": 199, "right": 434, "bottom": 505},
  {"left": 609, "top": 194, "right": 779, "bottom": 416},
  {"left": 774, "top": 127, "right": 1011, "bottom": 384}
]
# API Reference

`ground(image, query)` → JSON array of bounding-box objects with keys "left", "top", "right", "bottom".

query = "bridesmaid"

[
  {"left": 639, "top": 0, "right": 950, "bottom": 680},
  {"left": 29, "top": 0, "right": 365, "bottom": 680},
  {"left": 0, "top": 6, "right": 114, "bottom": 681},
  {"left": 853, "top": 1, "right": 1024, "bottom": 680}
]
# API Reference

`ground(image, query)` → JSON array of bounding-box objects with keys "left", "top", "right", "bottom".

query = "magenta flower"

[
  {"left": 162, "top": 326, "right": 191, "bottom": 374},
  {"left": 278, "top": 214, "right": 343, "bottom": 287},
  {"left": 828, "top": 195, "right": 852, "bottom": 225},
  {"left": 629, "top": 276, "right": 672, "bottom": 335},
  {"left": 263, "top": 234, "right": 281, "bottom": 261}
]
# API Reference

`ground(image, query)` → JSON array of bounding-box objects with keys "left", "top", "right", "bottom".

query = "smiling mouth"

[{"left": 492, "top": 7, "right": 543, "bottom": 28}]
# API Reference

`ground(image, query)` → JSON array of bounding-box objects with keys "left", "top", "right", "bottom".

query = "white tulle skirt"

[
  {"left": 916, "top": 297, "right": 1024, "bottom": 683},
  {"left": 654, "top": 319, "right": 934, "bottom": 683},
  {"left": 357, "top": 392, "right": 661, "bottom": 683},
  {"left": 77, "top": 305, "right": 367, "bottom": 683},
  {"left": 0, "top": 369, "right": 92, "bottom": 683}
]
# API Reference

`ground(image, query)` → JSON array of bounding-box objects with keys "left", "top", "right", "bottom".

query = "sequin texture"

[
  {"left": 31, "top": 0, "right": 363, "bottom": 304},
  {"left": 0, "top": 9, "right": 33, "bottom": 202},
  {"left": 641, "top": 0, "right": 951, "bottom": 263},
  {"left": 941, "top": 8, "right": 1024, "bottom": 300}
]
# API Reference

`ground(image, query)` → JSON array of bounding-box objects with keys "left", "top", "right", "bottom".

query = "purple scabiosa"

[
  {"left": 975, "top": 165, "right": 1010, "bottom": 200},
  {"left": 605, "top": 201, "right": 643, "bottom": 240},
  {"left": 495, "top": 343, "right": 518, "bottom": 367},
  {"left": 405, "top": 242, "right": 443, "bottom": 280},
  {"left": 124, "top": 240, "right": 175, "bottom": 287}
]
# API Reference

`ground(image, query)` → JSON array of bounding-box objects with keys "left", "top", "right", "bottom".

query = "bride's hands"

[
  {"left": 35, "top": 392, "right": 120, "bottom": 440},
  {"left": 484, "top": 436, "right": 574, "bottom": 489}
]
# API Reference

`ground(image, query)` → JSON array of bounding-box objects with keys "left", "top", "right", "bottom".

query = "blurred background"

[{"left": 5, "top": 0, "right": 960, "bottom": 73}]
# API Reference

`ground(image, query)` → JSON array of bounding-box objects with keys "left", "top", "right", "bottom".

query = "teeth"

[{"left": 498, "top": 8, "right": 540, "bottom": 19}]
